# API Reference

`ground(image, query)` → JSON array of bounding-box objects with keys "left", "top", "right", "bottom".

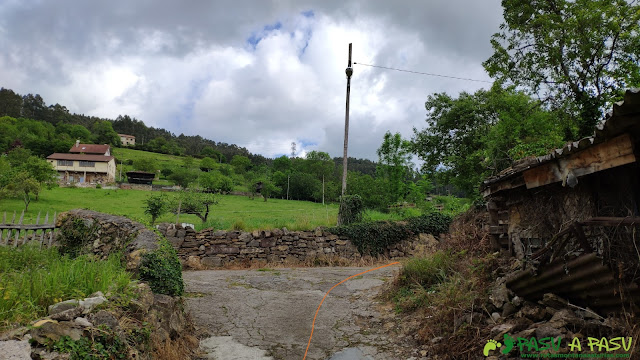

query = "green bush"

[
  {"left": 139, "top": 240, "right": 184, "bottom": 296},
  {"left": 329, "top": 212, "right": 451, "bottom": 256},
  {"left": 337, "top": 194, "right": 364, "bottom": 225},
  {"left": 57, "top": 217, "right": 99, "bottom": 257},
  {"left": 398, "top": 251, "right": 456, "bottom": 288}
]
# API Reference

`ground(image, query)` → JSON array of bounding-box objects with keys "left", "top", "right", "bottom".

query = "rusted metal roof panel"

[
  {"left": 482, "top": 89, "right": 640, "bottom": 194},
  {"left": 506, "top": 253, "right": 640, "bottom": 314}
]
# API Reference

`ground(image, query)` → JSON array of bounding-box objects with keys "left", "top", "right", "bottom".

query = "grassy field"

[
  {"left": 111, "top": 147, "right": 201, "bottom": 181},
  {"left": 0, "top": 187, "right": 341, "bottom": 231},
  {"left": 0, "top": 243, "right": 132, "bottom": 330}
]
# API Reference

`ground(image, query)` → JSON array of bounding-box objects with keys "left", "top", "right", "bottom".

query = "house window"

[
  {"left": 79, "top": 161, "right": 96, "bottom": 167},
  {"left": 57, "top": 160, "right": 73, "bottom": 166}
]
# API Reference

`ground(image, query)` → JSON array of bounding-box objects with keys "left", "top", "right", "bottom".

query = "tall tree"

[
  {"left": 376, "top": 132, "right": 413, "bottom": 205},
  {"left": 412, "top": 86, "right": 562, "bottom": 197},
  {"left": 483, "top": 0, "right": 640, "bottom": 138}
]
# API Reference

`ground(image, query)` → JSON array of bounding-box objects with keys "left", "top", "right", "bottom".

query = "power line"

[{"left": 353, "top": 62, "right": 493, "bottom": 83}]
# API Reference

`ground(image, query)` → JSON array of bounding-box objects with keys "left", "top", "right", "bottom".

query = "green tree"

[
  {"left": 23, "top": 156, "right": 58, "bottom": 200},
  {"left": 376, "top": 132, "right": 413, "bottom": 205},
  {"left": 170, "top": 190, "right": 217, "bottom": 222},
  {"left": 412, "top": 86, "right": 562, "bottom": 197},
  {"left": 91, "top": 121, "right": 121, "bottom": 146},
  {"left": 305, "top": 151, "right": 334, "bottom": 204},
  {"left": 134, "top": 158, "right": 158, "bottom": 173},
  {"left": 230, "top": 155, "right": 252, "bottom": 174},
  {"left": 483, "top": 0, "right": 640, "bottom": 138},
  {"left": 200, "top": 157, "right": 217, "bottom": 172},
  {"left": 2, "top": 171, "right": 40, "bottom": 211},
  {"left": 145, "top": 193, "right": 167, "bottom": 225},
  {"left": 199, "top": 172, "right": 234, "bottom": 194},
  {"left": 168, "top": 168, "right": 199, "bottom": 189},
  {"left": 273, "top": 155, "right": 292, "bottom": 173}
]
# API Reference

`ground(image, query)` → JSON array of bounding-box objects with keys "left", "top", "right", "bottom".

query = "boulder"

[
  {"left": 88, "top": 310, "right": 119, "bottom": 330},
  {"left": 539, "top": 293, "right": 568, "bottom": 309},
  {"left": 50, "top": 307, "right": 83, "bottom": 321},
  {"left": 31, "top": 321, "right": 83, "bottom": 344},
  {"left": 49, "top": 300, "right": 79, "bottom": 316},
  {"left": 535, "top": 325, "right": 561, "bottom": 339},
  {"left": 185, "top": 256, "right": 204, "bottom": 270},
  {"left": 489, "top": 282, "right": 510, "bottom": 309},
  {"left": 0, "top": 339, "right": 32, "bottom": 360}
]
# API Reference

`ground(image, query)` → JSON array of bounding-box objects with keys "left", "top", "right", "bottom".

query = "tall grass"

[{"left": 0, "top": 243, "right": 132, "bottom": 330}]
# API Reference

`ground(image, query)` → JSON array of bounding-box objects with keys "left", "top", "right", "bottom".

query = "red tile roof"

[
  {"left": 118, "top": 134, "right": 135, "bottom": 138},
  {"left": 69, "top": 144, "right": 110, "bottom": 154},
  {"left": 47, "top": 153, "right": 114, "bottom": 162}
]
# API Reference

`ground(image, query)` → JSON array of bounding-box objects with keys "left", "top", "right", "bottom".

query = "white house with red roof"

[{"left": 47, "top": 140, "right": 116, "bottom": 184}]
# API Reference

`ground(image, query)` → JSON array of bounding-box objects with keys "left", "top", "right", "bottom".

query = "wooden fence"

[{"left": 0, "top": 211, "right": 57, "bottom": 247}]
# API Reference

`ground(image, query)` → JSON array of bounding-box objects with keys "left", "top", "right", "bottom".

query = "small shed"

[
  {"left": 481, "top": 89, "right": 640, "bottom": 313},
  {"left": 126, "top": 171, "right": 155, "bottom": 185}
]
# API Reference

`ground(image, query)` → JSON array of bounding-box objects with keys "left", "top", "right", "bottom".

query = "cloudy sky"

[{"left": 0, "top": 0, "right": 502, "bottom": 160}]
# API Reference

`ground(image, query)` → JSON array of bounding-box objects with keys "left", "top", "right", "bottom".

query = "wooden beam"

[{"left": 523, "top": 134, "right": 636, "bottom": 189}]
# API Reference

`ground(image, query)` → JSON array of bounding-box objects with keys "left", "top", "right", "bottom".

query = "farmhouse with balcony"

[
  {"left": 118, "top": 133, "right": 136, "bottom": 146},
  {"left": 46, "top": 141, "right": 116, "bottom": 185}
]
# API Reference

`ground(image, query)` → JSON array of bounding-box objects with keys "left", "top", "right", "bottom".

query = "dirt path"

[{"left": 183, "top": 266, "right": 418, "bottom": 360}]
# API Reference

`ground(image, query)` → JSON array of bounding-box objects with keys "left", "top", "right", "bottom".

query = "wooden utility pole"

[{"left": 341, "top": 43, "right": 353, "bottom": 196}]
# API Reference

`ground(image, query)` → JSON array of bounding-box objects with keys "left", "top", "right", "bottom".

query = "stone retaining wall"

[{"left": 157, "top": 223, "right": 437, "bottom": 267}]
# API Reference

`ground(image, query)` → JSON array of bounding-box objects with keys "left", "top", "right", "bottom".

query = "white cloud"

[{"left": 0, "top": 0, "right": 502, "bottom": 160}]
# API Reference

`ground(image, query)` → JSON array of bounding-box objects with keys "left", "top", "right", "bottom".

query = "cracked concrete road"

[{"left": 183, "top": 266, "right": 414, "bottom": 360}]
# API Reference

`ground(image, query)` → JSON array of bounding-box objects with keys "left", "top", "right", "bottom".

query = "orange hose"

[{"left": 302, "top": 262, "right": 400, "bottom": 360}]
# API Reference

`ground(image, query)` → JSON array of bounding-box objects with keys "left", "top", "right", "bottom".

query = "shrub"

[
  {"left": 337, "top": 195, "right": 364, "bottom": 225},
  {"left": 57, "top": 217, "right": 99, "bottom": 257},
  {"left": 329, "top": 212, "right": 452, "bottom": 256},
  {"left": 398, "top": 251, "right": 456, "bottom": 289},
  {"left": 139, "top": 240, "right": 184, "bottom": 296}
]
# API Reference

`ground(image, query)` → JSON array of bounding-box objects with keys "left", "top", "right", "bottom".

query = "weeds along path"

[{"left": 183, "top": 266, "right": 414, "bottom": 360}]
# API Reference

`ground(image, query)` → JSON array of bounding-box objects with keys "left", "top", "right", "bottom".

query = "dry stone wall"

[{"left": 157, "top": 223, "right": 437, "bottom": 267}]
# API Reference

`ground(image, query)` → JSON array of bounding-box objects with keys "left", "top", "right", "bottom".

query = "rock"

[
  {"left": 199, "top": 245, "right": 205, "bottom": 251},
  {"left": 49, "top": 300, "right": 79, "bottom": 316},
  {"left": 490, "top": 323, "right": 514, "bottom": 338},
  {"left": 0, "top": 339, "right": 32, "bottom": 360},
  {"left": 548, "top": 309, "right": 583, "bottom": 329},
  {"left": 512, "top": 296, "right": 523, "bottom": 307},
  {"left": 502, "top": 302, "right": 518, "bottom": 317},
  {"left": 185, "top": 256, "right": 204, "bottom": 270},
  {"left": 536, "top": 325, "right": 561, "bottom": 339},
  {"left": 0, "top": 327, "right": 28, "bottom": 341},
  {"left": 201, "top": 257, "right": 223, "bottom": 268},
  {"left": 128, "top": 283, "right": 154, "bottom": 317},
  {"left": 491, "top": 312, "right": 501, "bottom": 322},
  {"left": 89, "top": 310, "right": 119, "bottom": 330},
  {"left": 79, "top": 294, "right": 107, "bottom": 313},
  {"left": 74, "top": 317, "right": 93, "bottom": 327},
  {"left": 248, "top": 240, "right": 260, "bottom": 247},
  {"left": 430, "top": 337, "right": 443, "bottom": 344},
  {"left": 260, "top": 238, "right": 276, "bottom": 248},
  {"left": 50, "top": 306, "right": 83, "bottom": 321},
  {"left": 126, "top": 249, "right": 146, "bottom": 271},
  {"left": 489, "top": 283, "right": 510, "bottom": 309},
  {"left": 31, "top": 321, "right": 84, "bottom": 344},
  {"left": 513, "top": 328, "right": 536, "bottom": 339},
  {"left": 574, "top": 308, "right": 601, "bottom": 320},
  {"left": 539, "top": 293, "right": 568, "bottom": 309},
  {"left": 519, "top": 304, "right": 547, "bottom": 322}
]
